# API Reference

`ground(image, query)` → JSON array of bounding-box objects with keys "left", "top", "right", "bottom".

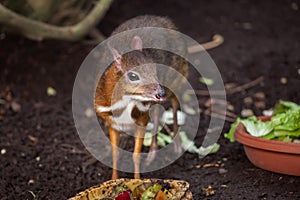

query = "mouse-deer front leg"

[
  {"left": 133, "top": 113, "right": 149, "bottom": 179},
  {"left": 133, "top": 125, "right": 147, "bottom": 179},
  {"left": 109, "top": 127, "right": 120, "bottom": 180}
]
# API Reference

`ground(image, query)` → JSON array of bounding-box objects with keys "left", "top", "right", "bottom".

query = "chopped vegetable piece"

[
  {"left": 155, "top": 190, "right": 167, "bottom": 200},
  {"left": 141, "top": 184, "right": 162, "bottom": 200},
  {"left": 115, "top": 190, "right": 132, "bottom": 200}
]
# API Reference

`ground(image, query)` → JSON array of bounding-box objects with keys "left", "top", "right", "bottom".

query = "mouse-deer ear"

[
  {"left": 108, "top": 45, "right": 123, "bottom": 72},
  {"left": 131, "top": 35, "right": 143, "bottom": 51}
]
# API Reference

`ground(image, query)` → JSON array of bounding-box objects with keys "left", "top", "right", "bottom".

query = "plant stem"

[{"left": 0, "top": 0, "right": 114, "bottom": 41}]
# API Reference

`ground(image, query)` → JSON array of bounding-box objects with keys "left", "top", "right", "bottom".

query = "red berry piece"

[{"left": 116, "top": 190, "right": 132, "bottom": 200}]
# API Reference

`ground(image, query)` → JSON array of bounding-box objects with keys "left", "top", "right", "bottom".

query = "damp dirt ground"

[{"left": 1, "top": 0, "right": 300, "bottom": 199}]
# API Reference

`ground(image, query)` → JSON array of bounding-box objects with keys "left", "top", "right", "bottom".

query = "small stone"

[
  {"left": 225, "top": 83, "right": 236, "bottom": 89},
  {"left": 85, "top": 108, "right": 94, "bottom": 118},
  {"left": 182, "top": 104, "right": 196, "bottom": 115},
  {"left": 1, "top": 149, "right": 6, "bottom": 155},
  {"left": 262, "top": 109, "right": 273, "bottom": 116},
  {"left": 222, "top": 157, "right": 228, "bottom": 162},
  {"left": 28, "top": 179, "right": 35, "bottom": 184},
  {"left": 280, "top": 77, "right": 287, "bottom": 84},
  {"left": 36, "top": 123, "right": 42, "bottom": 131},
  {"left": 11, "top": 101, "right": 21, "bottom": 112},
  {"left": 36, "top": 156, "right": 40, "bottom": 162},
  {"left": 219, "top": 168, "right": 228, "bottom": 174},
  {"left": 204, "top": 99, "right": 212, "bottom": 108},
  {"left": 241, "top": 109, "right": 254, "bottom": 117},
  {"left": 195, "top": 164, "right": 201, "bottom": 169},
  {"left": 242, "top": 22, "right": 253, "bottom": 30},
  {"left": 291, "top": 2, "right": 298, "bottom": 10},
  {"left": 243, "top": 97, "right": 253, "bottom": 105},
  {"left": 293, "top": 139, "right": 300, "bottom": 144},
  {"left": 227, "top": 104, "right": 234, "bottom": 111},
  {"left": 254, "top": 92, "right": 265, "bottom": 100},
  {"left": 254, "top": 101, "right": 266, "bottom": 109},
  {"left": 5, "top": 91, "right": 13, "bottom": 101}
]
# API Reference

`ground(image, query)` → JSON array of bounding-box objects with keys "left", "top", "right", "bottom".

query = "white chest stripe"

[
  {"left": 135, "top": 101, "right": 151, "bottom": 112},
  {"left": 98, "top": 95, "right": 151, "bottom": 128},
  {"left": 97, "top": 95, "right": 151, "bottom": 113},
  {"left": 97, "top": 96, "right": 130, "bottom": 112},
  {"left": 109, "top": 101, "right": 136, "bottom": 124}
]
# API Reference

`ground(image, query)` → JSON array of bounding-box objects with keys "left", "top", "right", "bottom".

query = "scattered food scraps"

[
  {"left": 202, "top": 185, "right": 216, "bottom": 197},
  {"left": 47, "top": 87, "right": 57, "bottom": 96},
  {"left": 199, "top": 77, "right": 214, "bottom": 86},
  {"left": 203, "top": 163, "right": 220, "bottom": 168}
]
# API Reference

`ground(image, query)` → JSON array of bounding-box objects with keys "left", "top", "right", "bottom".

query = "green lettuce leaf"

[
  {"left": 241, "top": 120, "right": 273, "bottom": 137},
  {"left": 225, "top": 100, "right": 300, "bottom": 143}
]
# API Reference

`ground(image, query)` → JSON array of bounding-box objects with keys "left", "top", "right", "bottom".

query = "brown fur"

[{"left": 94, "top": 15, "right": 188, "bottom": 179}]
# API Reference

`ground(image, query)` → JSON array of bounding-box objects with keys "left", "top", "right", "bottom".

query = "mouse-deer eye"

[{"left": 127, "top": 72, "right": 140, "bottom": 81}]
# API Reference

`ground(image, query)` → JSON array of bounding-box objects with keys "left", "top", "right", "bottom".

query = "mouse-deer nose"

[{"left": 155, "top": 86, "right": 167, "bottom": 100}]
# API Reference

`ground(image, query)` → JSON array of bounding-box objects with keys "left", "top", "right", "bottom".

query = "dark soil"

[{"left": 1, "top": 0, "right": 300, "bottom": 199}]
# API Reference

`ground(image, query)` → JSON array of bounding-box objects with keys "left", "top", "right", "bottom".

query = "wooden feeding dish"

[{"left": 69, "top": 178, "right": 193, "bottom": 200}]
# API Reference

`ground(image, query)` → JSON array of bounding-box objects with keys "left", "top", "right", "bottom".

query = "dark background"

[{"left": 1, "top": 0, "right": 300, "bottom": 199}]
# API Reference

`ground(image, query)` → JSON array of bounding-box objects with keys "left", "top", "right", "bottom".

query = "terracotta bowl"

[{"left": 234, "top": 116, "right": 300, "bottom": 176}]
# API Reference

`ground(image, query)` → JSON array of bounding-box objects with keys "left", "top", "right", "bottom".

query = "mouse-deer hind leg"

[
  {"left": 172, "top": 97, "right": 182, "bottom": 154},
  {"left": 145, "top": 105, "right": 161, "bottom": 165}
]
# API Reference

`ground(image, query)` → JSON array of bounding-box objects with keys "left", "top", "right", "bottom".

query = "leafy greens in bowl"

[{"left": 225, "top": 100, "right": 300, "bottom": 143}]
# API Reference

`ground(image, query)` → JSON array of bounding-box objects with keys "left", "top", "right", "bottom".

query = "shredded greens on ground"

[{"left": 225, "top": 100, "right": 300, "bottom": 143}]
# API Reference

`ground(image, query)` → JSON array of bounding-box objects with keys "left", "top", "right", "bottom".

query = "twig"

[
  {"left": 211, "top": 107, "right": 237, "bottom": 119},
  {"left": 210, "top": 112, "right": 236, "bottom": 122},
  {"left": 160, "top": 120, "right": 173, "bottom": 136},
  {"left": 187, "top": 76, "right": 264, "bottom": 96},
  {"left": 0, "top": 0, "right": 114, "bottom": 41},
  {"left": 227, "top": 76, "right": 264, "bottom": 94},
  {"left": 188, "top": 34, "right": 224, "bottom": 53}
]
